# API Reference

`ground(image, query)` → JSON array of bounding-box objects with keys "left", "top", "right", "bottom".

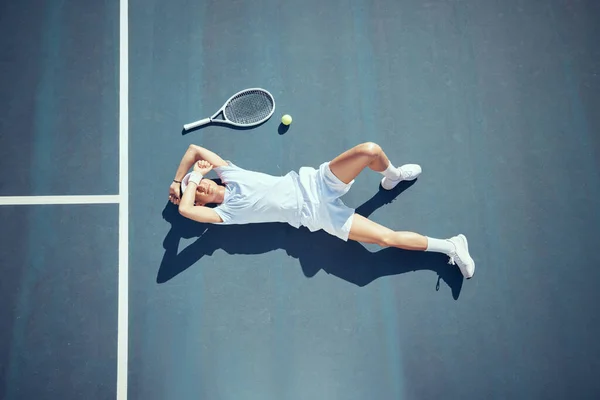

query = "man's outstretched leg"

[
  {"left": 328, "top": 142, "right": 421, "bottom": 189},
  {"left": 348, "top": 214, "right": 475, "bottom": 278}
]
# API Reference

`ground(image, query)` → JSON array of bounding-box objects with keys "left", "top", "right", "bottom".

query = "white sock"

[
  {"left": 425, "top": 237, "right": 455, "bottom": 255},
  {"left": 380, "top": 162, "right": 402, "bottom": 180}
]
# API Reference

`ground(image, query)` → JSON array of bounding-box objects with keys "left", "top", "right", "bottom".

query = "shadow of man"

[{"left": 158, "top": 180, "right": 464, "bottom": 299}]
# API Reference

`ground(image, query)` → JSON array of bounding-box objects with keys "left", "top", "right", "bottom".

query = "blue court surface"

[{"left": 1, "top": 0, "right": 600, "bottom": 399}]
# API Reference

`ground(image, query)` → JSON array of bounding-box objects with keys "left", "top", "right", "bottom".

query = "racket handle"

[{"left": 183, "top": 118, "right": 211, "bottom": 130}]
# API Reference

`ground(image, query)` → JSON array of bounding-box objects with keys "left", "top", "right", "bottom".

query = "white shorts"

[{"left": 297, "top": 162, "right": 355, "bottom": 241}]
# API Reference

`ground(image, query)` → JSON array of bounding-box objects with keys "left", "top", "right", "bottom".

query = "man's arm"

[
  {"left": 173, "top": 144, "right": 228, "bottom": 183},
  {"left": 178, "top": 179, "right": 223, "bottom": 223},
  {"left": 179, "top": 204, "right": 223, "bottom": 223},
  {"left": 170, "top": 145, "right": 228, "bottom": 205}
]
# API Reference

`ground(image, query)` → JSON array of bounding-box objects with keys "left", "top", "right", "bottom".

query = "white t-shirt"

[{"left": 212, "top": 162, "right": 303, "bottom": 228}]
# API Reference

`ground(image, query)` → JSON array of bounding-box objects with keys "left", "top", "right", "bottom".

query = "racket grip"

[{"left": 183, "top": 118, "right": 211, "bottom": 130}]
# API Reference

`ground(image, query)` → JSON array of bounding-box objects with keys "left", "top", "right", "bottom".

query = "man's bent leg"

[
  {"left": 328, "top": 142, "right": 421, "bottom": 189},
  {"left": 328, "top": 142, "right": 390, "bottom": 184},
  {"left": 348, "top": 214, "right": 475, "bottom": 278}
]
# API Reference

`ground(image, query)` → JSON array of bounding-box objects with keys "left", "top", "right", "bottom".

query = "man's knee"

[
  {"left": 356, "top": 142, "right": 382, "bottom": 158},
  {"left": 376, "top": 232, "right": 394, "bottom": 248}
]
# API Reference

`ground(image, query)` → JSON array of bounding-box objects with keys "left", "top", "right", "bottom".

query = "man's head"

[{"left": 194, "top": 178, "right": 223, "bottom": 206}]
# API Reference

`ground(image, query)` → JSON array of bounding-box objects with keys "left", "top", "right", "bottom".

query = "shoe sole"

[
  {"left": 380, "top": 177, "right": 401, "bottom": 190},
  {"left": 380, "top": 175, "right": 420, "bottom": 190},
  {"left": 458, "top": 234, "right": 475, "bottom": 279}
]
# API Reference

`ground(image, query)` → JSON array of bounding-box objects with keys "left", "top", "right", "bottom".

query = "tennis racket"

[{"left": 183, "top": 88, "right": 276, "bottom": 131}]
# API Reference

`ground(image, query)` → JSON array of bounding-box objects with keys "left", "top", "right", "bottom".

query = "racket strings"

[{"left": 224, "top": 90, "right": 274, "bottom": 124}]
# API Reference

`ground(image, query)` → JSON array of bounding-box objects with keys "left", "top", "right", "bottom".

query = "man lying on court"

[{"left": 168, "top": 143, "right": 475, "bottom": 279}]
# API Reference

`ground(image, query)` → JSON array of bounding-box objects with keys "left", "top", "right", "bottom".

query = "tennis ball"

[{"left": 281, "top": 114, "right": 292, "bottom": 125}]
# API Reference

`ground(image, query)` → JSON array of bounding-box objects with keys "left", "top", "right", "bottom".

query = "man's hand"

[
  {"left": 169, "top": 181, "right": 181, "bottom": 205},
  {"left": 169, "top": 160, "right": 213, "bottom": 205},
  {"left": 194, "top": 160, "right": 213, "bottom": 176}
]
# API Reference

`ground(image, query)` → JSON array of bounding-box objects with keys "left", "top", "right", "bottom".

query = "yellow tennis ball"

[{"left": 281, "top": 114, "right": 292, "bottom": 125}]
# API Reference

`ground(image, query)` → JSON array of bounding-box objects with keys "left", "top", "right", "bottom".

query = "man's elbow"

[
  {"left": 178, "top": 203, "right": 192, "bottom": 218},
  {"left": 188, "top": 144, "right": 204, "bottom": 154}
]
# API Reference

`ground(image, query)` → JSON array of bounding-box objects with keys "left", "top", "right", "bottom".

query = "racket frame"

[{"left": 183, "top": 87, "right": 276, "bottom": 130}]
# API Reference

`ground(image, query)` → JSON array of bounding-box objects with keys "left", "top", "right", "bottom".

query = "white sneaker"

[
  {"left": 381, "top": 164, "right": 422, "bottom": 190},
  {"left": 447, "top": 234, "right": 475, "bottom": 279}
]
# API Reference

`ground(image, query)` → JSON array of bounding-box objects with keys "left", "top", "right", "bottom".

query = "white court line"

[
  {"left": 117, "top": 0, "right": 129, "bottom": 398},
  {"left": 0, "top": 1, "right": 130, "bottom": 398},
  {"left": 0, "top": 195, "right": 120, "bottom": 205}
]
